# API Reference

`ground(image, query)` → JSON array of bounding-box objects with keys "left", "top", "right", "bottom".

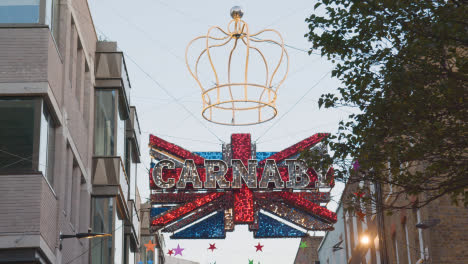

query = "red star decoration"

[
  {"left": 208, "top": 243, "right": 217, "bottom": 252},
  {"left": 149, "top": 133, "right": 337, "bottom": 234},
  {"left": 356, "top": 210, "right": 366, "bottom": 222},
  {"left": 255, "top": 242, "right": 264, "bottom": 252},
  {"left": 167, "top": 249, "right": 174, "bottom": 256},
  {"left": 354, "top": 191, "right": 365, "bottom": 198}
]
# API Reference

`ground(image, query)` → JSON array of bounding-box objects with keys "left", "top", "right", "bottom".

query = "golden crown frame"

[{"left": 185, "top": 6, "right": 289, "bottom": 126}]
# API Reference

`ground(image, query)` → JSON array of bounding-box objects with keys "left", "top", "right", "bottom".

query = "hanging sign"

[
  {"left": 152, "top": 158, "right": 316, "bottom": 190},
  {"left": 149, "top": 133, "right": 337, "bottom": 239}
]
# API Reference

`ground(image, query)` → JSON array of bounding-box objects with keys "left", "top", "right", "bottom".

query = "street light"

[
  {"left": 59, "top": 230, "right": 111, "bottom": 249},
  {"left": 360, "top": 235, "right": 370, "bottom": 245}
]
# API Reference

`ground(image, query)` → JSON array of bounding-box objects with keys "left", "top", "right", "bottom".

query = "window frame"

[
  {"left": 90, "top": 196, "right": 116, "bottom": 264},
  {"left": 0, "top": 0, "right": 59, "bottom": 30},
  {"left": 0, "top": 97, "right": 56, "bottom": 187},
  {"left": 94, "top": 89, "right": 118, "bottom": 156}
]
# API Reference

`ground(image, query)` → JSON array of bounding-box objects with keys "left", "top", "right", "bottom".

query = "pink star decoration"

[{"left": 173, "top": 244, "right": 185, "bottom": 256}]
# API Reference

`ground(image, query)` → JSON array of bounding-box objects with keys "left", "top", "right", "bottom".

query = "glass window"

[
  {"left": 91, "top": 197, "right": 114, "bottom": 264},
  {"left": 0, "top": 98, "right": 36, "bottom": 171},
  {"left": 116, "top": 104, "right": 126, "bottom": 159},
  {"left": 39, "top": 105, "right": 55, "bottom": 185},
  {"left": 0, "top": 0, "right": 40, "bottom": 23},
  {"left": 94, "top": 90, "right": 116, "bottom": 156},
  {"left": 0, "top": 0, "right": 60, "bottom": 39},
  {"left": 0, "top": 98, "right": 54, "bottom": 182},
  {"left": 49, "top": 0, "right": 60, "bottom": 41}
]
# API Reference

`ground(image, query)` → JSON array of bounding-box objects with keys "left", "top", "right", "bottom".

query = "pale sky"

[{"left": 89, "top": 1, "right": 348, "bottom": 263}]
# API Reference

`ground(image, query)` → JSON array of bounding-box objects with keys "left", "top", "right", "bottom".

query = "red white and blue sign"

[{"left": 149, "top": 133, "right": 337, "bottom": 239}]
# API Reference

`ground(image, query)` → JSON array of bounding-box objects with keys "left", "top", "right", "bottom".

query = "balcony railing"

[{"left": 95, "top": 49, "right": 131, "bottom": 118}]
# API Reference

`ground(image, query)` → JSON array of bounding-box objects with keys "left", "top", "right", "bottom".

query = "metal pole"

[{"left": 375, "top": 182, "right": 389, "bottom": 264}]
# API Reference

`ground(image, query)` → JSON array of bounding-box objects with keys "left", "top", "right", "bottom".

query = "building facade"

[
  {"left": 294, "top": 236, "right": 323, "bottom": 264},
  {"left": 316, "top": 182, "right": 468, "bottom": 264},
  {"left": 317, "top": 203, "right": 347, "bottom": 264},
  {"left": 0, "top": 0, "right": 142, "bottom": 263},
  {"left": 139, "top": 202, "right": 166, "bottom": 264}
]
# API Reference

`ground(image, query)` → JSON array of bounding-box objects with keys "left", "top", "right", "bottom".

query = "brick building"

[
  {"left": 0, "top": 0, "right": 142, "bottom": 263},
  {"left": 316, "top": 182, "right": 468, "bottom": 264}
]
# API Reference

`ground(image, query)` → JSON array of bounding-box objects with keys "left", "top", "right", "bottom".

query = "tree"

[{"left": 304, "top": 0, "right": 468, "bottom": 209}]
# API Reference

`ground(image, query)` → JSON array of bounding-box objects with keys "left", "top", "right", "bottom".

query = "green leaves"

[{"left": 305, "top": 0, "right": 468, "bottom": 209}]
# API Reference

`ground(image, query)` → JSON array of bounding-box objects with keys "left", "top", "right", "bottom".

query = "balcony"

[
  {"left": 92, "top": 156, "right": 130, "bottom": 219},
  {"left": 95, "top": 42, "right": 131, "bottom": 119},
  {"left": 0, "top": 173, "right": 57, "bottom": 261}
]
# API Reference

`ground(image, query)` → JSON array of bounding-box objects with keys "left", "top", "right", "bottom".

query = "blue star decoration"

[{"left": 137, "top": 261, "right": 154, "bottom": 264}]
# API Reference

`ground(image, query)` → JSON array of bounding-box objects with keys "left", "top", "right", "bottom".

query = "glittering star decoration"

[
  {"left": 299, "top": 241, "right": 308, "bottom": 249},
  {"left": 354, "top": 191, "right": 365, "bottom": 198},
  {"left": 167, "top": 249, "right": 174, "bottom": 256},
  {"left": 149, "top": 133, "right": 337, "bottom": 238},
  {"left": 353, "top": 160, "right": 360, "bottom": 171},
  {"left": 208, "top": 243, "right": 217, "bottom": 252},
  {"left": 255, "top": 242, "right": 264, "bottom": 252},
  {"left": 173, "top": 244, "right": 185, "bottom": 256},
  {"left": 356, "top": 210, "right": 366, "bottom": 222},
  {"left": 144, "top": 240, "right": 156, "bottom": 252}
]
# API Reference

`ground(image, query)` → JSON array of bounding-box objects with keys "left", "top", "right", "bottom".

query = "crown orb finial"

[{"left": 230, "top": 6, "right": 244, "bottom": 19}]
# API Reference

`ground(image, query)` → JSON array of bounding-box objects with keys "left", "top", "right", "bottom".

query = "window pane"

[
  {"left": 0, "top": 98, "right": 36, "bottom": 171},
  {"left": 94, "top": 90, "right": 116, "bottom": 156},
  {"left": 0, "top": 0, "right": 40, "bottom": 23},
  {"left": 114, "top": 209, "right": 124, "bottom": 264},
  {"left": 91, "top": 197, "right": 114, "bottom": 264},
  {"left": 46, "top": 0, "right": 60, "bottom": 40},
  {"left": 116, "top": 105, "right": 126, "bottom": 159},
  {"left": 39, "top": 104, "right": 55, "bottom": 186}
]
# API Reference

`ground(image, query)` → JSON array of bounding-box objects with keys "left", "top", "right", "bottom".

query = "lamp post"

[{"left": 59, "top": 231, "right": 111, "bottom": 249}]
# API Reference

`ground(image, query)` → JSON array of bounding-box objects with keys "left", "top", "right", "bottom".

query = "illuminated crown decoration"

[{"left": 186, "top": 6, "right": 289, "bottom": 126}]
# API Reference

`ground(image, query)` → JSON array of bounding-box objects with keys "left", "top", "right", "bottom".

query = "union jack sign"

[{"left": 149, "top": 133, "right": 337, "bottom": 239}]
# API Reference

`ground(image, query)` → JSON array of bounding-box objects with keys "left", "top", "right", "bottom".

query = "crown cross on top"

[{"left": 186, "top": 6, "right": 289, "bottom": 126}]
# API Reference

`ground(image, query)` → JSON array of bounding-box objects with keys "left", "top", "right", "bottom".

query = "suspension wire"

[
  {"left": 106, "top": 5, "right": 216, "bottom": 86},
  {"left": 251, "top": 36, "right": 321, "bottom": 55},
  {"left": 254, "top": 70, "right": 332, "bottom": 142},
  {"left": 71, "top": 6, "right": 225, "bottom": 144},
  {"left": 65, "top": 225, "right": 124, "bottom": 264},
  {"left": 142, "top": 131, "right": 221, "bottom": 145},
  {"left": 124, "top": 53, "right": 225, "bottom": 144},
  {"left": 152, "top": 0, "right": 321, "bottom": 56}
]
